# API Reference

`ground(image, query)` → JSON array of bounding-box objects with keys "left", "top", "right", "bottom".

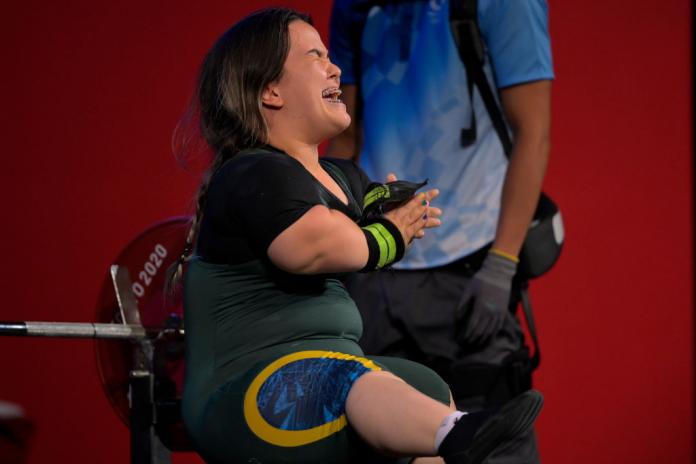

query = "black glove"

[
  {"left": 457, "top": 251, "right": 517, "bottom": 346},
  {"left": 361, "top": 179, "right": 428, "bottom": 222}
]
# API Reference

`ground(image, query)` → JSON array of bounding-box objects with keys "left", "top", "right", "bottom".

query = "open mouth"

[{"left": 321, "top": 87, "right": 343, "bottom": 103}]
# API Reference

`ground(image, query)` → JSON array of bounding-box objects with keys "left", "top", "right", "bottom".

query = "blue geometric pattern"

[{"left": 256, "top": 357, "right": 371, "bottom": 431}]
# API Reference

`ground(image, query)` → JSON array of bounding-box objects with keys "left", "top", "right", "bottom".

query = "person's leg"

[
  {"left": 344, "top": 361, "right": 542, "bottom": 464},
  {"left": 356, "top": 355, "right": 457, "bottom": 464},
  {"left": 345, "top": 370, "right": 452, "bottom": 456},
  {"left": 390, "top": 394, "right": 458, "bottom": 464},
  {"left": 452, "top": 298, "right": 541, "bottom": 464}
]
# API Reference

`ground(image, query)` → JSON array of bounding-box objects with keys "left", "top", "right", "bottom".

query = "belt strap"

[{"left": 519, "top": 281, "right": 540, "bottom": 370}]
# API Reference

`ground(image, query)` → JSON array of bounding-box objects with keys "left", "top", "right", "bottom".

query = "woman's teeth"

[{"left": 322, "top": 88, "right": 342, "bottom": 102}]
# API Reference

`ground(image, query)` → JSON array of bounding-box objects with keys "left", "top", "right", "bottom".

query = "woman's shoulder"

[
  {"left": 214, "top": 146, "right": 304, "bottom": 185},
  {"left": 225, "top": 146, "right": 296, "bottom": 172}
]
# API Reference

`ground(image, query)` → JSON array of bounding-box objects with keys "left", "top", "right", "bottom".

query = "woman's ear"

[{"left": 261, "top": 84, "right": 283, "bottom": 109}]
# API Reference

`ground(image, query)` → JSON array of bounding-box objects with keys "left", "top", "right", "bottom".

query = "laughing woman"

[{"left": 173, "top": 8, "right": 542, "bottom": 464}]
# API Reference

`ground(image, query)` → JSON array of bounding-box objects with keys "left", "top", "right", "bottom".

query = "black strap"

[
  {"left": 320, "top": 159, "right": 364, "bottom": 219},
  {"left": 321, "top": 160, "right": 354, "bottom": 199},
  {"left": 449, "top": 0, "right": 513, "bottom": 157},
  {"left": 519, "top": 282, "right": 540, "bottom": 370}
]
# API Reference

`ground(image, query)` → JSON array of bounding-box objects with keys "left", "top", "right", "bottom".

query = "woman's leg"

[
  {"left": 345, "top": 370, "right": 454, "bottom": 457},
  {"left": 346, "top": 371, "right": 543, "bottom": 464},
  {"left": 410, "top": 393, "right": 458, "bottom": 463}
]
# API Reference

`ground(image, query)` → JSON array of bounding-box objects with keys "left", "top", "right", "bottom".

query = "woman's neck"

[{"left": 268, "top": 135, "right": 320, "bottom": 171}]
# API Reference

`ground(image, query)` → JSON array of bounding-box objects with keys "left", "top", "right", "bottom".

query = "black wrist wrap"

[{"left": 359, "top": 218, "right": 405, "bottom": 272}]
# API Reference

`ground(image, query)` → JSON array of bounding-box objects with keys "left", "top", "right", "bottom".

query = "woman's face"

[{"left": 269, "top": 20, "right": 351, "bottom": 142}]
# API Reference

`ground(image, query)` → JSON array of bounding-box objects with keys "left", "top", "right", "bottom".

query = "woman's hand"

[{"left": 383, "top": 187, "right": 441, "bottom": 245}]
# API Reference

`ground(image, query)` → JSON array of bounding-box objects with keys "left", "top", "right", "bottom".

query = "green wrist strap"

[{"left": 360, "top": 218, "right": 405, "bottom": 271}]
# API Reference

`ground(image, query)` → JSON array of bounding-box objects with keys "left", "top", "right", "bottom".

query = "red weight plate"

[{"left": 93, "top": 217, "right": 189, "bottom": 432}]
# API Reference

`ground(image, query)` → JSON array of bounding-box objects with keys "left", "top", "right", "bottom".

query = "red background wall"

[{"left": 0, "top": 1, "right": 692, "bottom": 463}]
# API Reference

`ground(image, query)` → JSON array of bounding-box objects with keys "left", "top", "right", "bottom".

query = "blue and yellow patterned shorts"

[
  {"left": 244, "top": 351, "right": 382, "bottom": 447},
  {"left": 189, "top": 349, "right": 449, "bottom": 464}
]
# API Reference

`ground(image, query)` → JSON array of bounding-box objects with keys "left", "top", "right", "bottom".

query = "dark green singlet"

[{"left": 182, "top": 148, "right": 450, "bottom": 464}]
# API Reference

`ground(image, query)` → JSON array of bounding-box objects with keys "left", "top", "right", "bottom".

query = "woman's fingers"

[
  {"left": 425, "top": 206, "right": 442, "bottom": 219},
  {"left": 382, "top": 187, "right": 443, "bottom": 243},
  {"left": 409, "top": 190, "right": 440, "bottom": 224},
  {"left": 407, "top": 189, "right": 439, "bottom": 223},
  {"left": 419, "top": 190, "right": 441, "bottom": 226},
  {"left": 409, "top": 194, "right": 430, "bottom": 223},
  {"left": 424, "top": 206, "right": 442, "bottom": 229},
  {"left": 402, "top": 193, "right": 437, "bottom": 224},
  {"left": 425, "top": 188, "right": 439, "bottom": 202},
  {"left": 424, "top": 216, "right": 441, "bottom": 229},
  {"left": 407, "top": 193, "right": 442, "bottom": 239}
]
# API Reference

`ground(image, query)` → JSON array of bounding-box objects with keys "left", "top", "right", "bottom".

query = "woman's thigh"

[{"left": 190, "top": 350, "right": 422, "bottom": 464}]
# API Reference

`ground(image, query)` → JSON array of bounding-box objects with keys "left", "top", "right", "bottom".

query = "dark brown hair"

[{"left": 167, "top": 8, "right": 312, "bottom": 291}]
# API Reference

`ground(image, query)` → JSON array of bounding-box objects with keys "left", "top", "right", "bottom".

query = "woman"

[{"left": 173, "top": 8, "right": 542, "bottom": 464}]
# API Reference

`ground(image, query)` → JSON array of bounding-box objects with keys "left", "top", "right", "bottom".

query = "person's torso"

[
  {"left": 358, "top": 0, "right": 509, "bottom": 268},
  {"left": 183, "top": 258, "right": 363, "bottom": 390},
  {"left": 183, "top": 148, "right": 367, "bottom": 401}
]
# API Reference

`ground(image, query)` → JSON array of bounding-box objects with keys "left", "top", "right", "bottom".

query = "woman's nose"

[{"left": 328, "top": 61, "right": 341, "bottom": 80}]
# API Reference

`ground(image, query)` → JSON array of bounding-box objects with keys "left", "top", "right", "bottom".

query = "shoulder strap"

[
  {"left": 449, "top": 0, "right": 513, "bottom": 157},
  {"left": 320, "top": 159, "right": 353, "bottom": 194},
  {"left": 320, "top": 159, "right": 363, "bottom": 211}
]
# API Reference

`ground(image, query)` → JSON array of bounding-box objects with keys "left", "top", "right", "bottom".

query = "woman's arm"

[
  {"left": 268, "top": 190, "right": 441, "bottom": 274},
  {"left": 268, "top": 205, "right": 368, "bottom": 273}
]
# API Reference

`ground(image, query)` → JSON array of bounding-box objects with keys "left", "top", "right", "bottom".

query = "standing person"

[
  {"left": 172, "top": 7, "right": 543, "bottom": 464},
  {"left": 328, "top": 0, "right": 554, "bottom": 462}
]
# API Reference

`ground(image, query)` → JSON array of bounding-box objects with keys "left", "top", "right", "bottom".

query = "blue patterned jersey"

[{"left": 330, "top": 0, "right": 554, "bottom": 269}]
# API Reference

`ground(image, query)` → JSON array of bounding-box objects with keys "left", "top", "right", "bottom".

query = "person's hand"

[
  {"left": 456, "top": 251, "right": 517, "bottom": 346},
  {"left": 383, "top": 188, "right": 441, "bottom": 245}
]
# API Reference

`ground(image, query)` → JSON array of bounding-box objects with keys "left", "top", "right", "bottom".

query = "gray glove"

[{"left": 457, "top": 251, "right": 517, "bottom": 346}]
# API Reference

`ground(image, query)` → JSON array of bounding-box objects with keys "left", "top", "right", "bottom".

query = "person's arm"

[
  {"left": 231, "top": 154, "right": 440, "bottom": 275},
  {"left": 326, "top": 84, "right": 360, "bottom": 160},
  {"left": 268, "top": 189, "right": 441, "bottom": 274},
  {"left": 492, "top": 79, "right": 551, "bottom": 256},
  {"left": 457, "top": 0, "right": 554, "bottom": 346},
  {"left": 457, "top": 80, "right": 551, "bottom": 345},
  {"left": 268, "top": 205, "right": 369, "bottom": 273}
]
